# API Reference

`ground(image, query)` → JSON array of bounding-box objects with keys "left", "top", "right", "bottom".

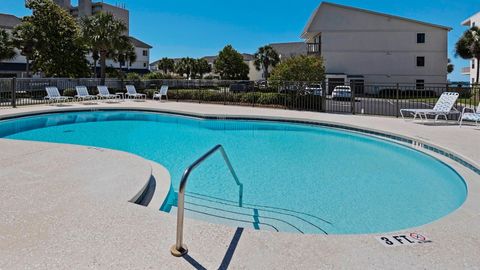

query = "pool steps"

[{"left": 168, "top": 192, "right": 331, "bottom": 234}]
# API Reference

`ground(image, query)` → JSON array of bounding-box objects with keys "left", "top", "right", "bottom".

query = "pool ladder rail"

[{"left": 170, "top": 144, "right": 244, "bottom": 257}]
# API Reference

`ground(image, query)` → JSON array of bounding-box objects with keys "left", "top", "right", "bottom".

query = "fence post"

[
  {"left": 350, "top": 81, "right": 355, "bottom": 114},
  {"left": 321, "top": 81, "right": 327, "bottom": 112},
  {"left": 11, "top": 77, "right": 17, "bottom": 108},
  {"left": 223, "top": 82, "right": 227, "bottom": 105},
  {"left": 395, "top": 83, "right": 400, "bottom": 118}
]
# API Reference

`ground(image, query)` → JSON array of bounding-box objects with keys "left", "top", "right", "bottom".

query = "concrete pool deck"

[{"left": 0, "top": 101, "right": 479, "bottom": 269}]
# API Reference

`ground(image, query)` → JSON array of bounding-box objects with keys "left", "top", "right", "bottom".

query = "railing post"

[
  {"left": 170, "top": 182, "right": 188, "bottom": 257},
  {"left": 395, "top": 83, "right": 400, "bottom": 118},
  {"left": 11, "top": 77, "right": 17, "bottom": 108},
  {"left": 350, "top": 81, "right": 355, "bottom": 114},
  {"left": 170, "top": 145, "right": 243, "bottom": 258}
]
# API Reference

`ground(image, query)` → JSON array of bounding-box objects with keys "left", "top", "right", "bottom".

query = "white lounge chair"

[
  {"left": 125, "top": 85, "right": 146, "bottom": 100},
  {"left": 44, "top": 87, "right": 70, "bottom": 104},
  {"left": 75, "top": 86, "right": 97, "bottom": 101},
  {"left": 153, "top": 85, "right": 169, "bottom": 101},
  {"left": 97, "top": 86, "right": 121, "bottom": 101},
  {"left": 400, "top": 92, "right": 460, "bottom": 122},
  {"left": 459, "top": 102, "right": 480, "bottom": 127}
]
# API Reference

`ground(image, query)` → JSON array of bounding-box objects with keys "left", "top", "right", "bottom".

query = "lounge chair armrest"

[{"left": 461, "top": 107, "right": 475, "bottom": 115}]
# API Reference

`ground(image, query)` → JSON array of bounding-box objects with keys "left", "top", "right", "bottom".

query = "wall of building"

[
  {"left": 462, "top": 13, "right": 480, "bottom": 83},
  {"left": 94, "top": 3, "right": 130, "bottom": 35},
  {"left": 305, "top": 4, "right": 449, "bottom": 88},
  {"left": 0, "top": 15, "right": 29, "bottom": 77}
]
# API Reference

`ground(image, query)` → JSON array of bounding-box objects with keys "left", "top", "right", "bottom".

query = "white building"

[
  {"left": 0, "top": 0, "right": 151, "bottom": 77},
  {"left": 54, "top": 0, "right": 151, "bottom": 75},
  {"left": 0, "top": 13, "right": 28, "bottom": 78},
  {"left": 301, "top": 2, "right": 451, "bottom": 93},
  {"left": 269, "top": 42, "right": 307, "bottom": 60},
  {"left": 461, "top": 12, "right": 480, "bottom": 84}
]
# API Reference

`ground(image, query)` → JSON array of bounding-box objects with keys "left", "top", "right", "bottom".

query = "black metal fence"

[{"left": 0, "top": 78, "right": 478, "bottom": 120}]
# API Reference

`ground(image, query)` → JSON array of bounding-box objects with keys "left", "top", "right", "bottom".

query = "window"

[
  {"left": 417, "top": 33, "right": 425, "bottom": 44},
  {"left": 472, "top": 59, "right": 475, "bottom": 69},
  {"left": 143, "top": 63, "right": 147, "bottom": 68},
  {"left": 416, "top": 80, "right": 425, "bottom": 90},
  {"left": 143, "top": 50, "right": 148, "bottom": 56},
  {"left": 416, "top": 56, "right": 425, "bottom": 67}
]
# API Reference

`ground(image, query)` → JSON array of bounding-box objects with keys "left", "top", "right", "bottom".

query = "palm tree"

[
  {"left": 81, "top": 12, "right": 127, "bottom": 83},
  {"left": 455, "top": 26, "right": 480, "bottom": 84},
  {"left": 194, "top": 58, "right": 211, "bottom": 79},
  {"left": 158, "top": 57, "right": 175, "bottom": 74},
  {"left": 12, "top": 22, "right": 36, "bottom": 77},
  {"left": 91, "top": 50, "right": 99, "bottom": 78},
  {"left": 0, "top": 29, "right": 16, "bottom": 62},
  {"left": 175, "top": 57, "right": 195, "bottom": 79},
  {"left": 254, "top": 45, "right": 280, "bottom": 80},
  {"left": 114, "top": 36, "right": 136, "bottom": 78}
]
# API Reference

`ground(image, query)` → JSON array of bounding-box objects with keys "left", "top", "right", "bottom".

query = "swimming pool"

[{"left": 0, "top": 110, "right": 467, "bottom": 234}]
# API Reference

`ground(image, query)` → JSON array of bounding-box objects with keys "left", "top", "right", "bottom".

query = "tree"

[
  {"left": 12, "top": 22, "right": 36, "bottom": 77},
  {"left": 158, "top": 57, "right": 175, "bottom": 74},
  {"left": 24, "top": 0, "right": 90, "bottom": 77},
  {"left": 455, "top": 26, "right": 480, "bottom": 83},
  {"left": 214, "top": 45, "right": 249, "bottom": 80},
  {"left": 81, "top": 12, "right": 128, "bottom": 83},
  {"left": 0, "top": 29, "right": 16, "bottom": 62},
  {"left": 175, "top": 57, "right": 195, "bottom": 79},
  {"left": 113, "top": 36, "right": 136, "bottom": 78},
  {"left": 447, "top": 58, "right": 454, "bottom": 74},
  {"left": 254, "top": 45, "right": 280, "bottom": 79},
  {"left": 270, "top": 55, "right": 326, "bottom": 82},
  {"left": 194, "top": 58, "right": 211, "bottom": 78}
]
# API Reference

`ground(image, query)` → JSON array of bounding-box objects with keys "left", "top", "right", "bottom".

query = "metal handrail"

[{"left": 170, "top": 144, "right": 243, "bottom": 257}]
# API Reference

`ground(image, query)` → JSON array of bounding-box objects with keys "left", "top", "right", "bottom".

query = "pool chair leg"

[
  {"left": 400, "top": 110, "right": 408, "bottom": 121},
  {"left": 416, "top": 113, "right": 423, "bottom": 121}
]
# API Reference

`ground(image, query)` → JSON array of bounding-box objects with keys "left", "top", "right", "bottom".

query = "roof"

[
  {"left": 302, "top": 2, "right": 451, "bottom": 38},
  {"left": 0, "top": 13, "right": 21, "bottom": 30},
  {"left": 462, "top": 11, "right": 480, "bottom": 26},
  {"left": 269, "top": 42, "right": 307, "bottom": 58},
  {"left": 128, "top": 36, "right": 152, "bottom": 49}
]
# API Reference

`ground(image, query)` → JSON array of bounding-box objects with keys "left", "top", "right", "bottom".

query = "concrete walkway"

[{"left": 0, "top": 101, "right": 479, "bottom": 269}]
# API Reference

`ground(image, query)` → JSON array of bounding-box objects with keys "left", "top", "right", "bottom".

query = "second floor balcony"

[{"left": 307, "top": 43, "right": 321, "bottom": 55}]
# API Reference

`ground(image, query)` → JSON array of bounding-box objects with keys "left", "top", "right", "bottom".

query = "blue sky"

[{"left": 1, "top": 0, "right": 477, "bottom": 81}]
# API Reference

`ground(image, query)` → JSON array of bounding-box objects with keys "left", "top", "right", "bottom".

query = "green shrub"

[
  {"left": 240, "top": 92, "right": 261, "bottom": 104},
  {"left": 62, "top": 88, "right": 76, "bottom": 97},
  {"left": 256, "top": 93, "right": 282, "bottom": 105},
  {"left": 143, "top": 88, "right": 157, "bottom": 99}
]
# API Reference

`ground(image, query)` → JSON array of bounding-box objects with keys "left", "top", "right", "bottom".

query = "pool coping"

[{"left": 1, "top": 103, "right": 480, "bottom": 269}]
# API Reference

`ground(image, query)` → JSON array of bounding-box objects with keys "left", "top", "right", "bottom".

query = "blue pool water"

[{"left": 0, "top": 111, "right": 467, "bottom": 234}]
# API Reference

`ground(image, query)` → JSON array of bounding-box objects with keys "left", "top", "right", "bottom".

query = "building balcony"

[
  {"left": 307, "top": 43, "right": 321, "bottom": 55},
  {"left": 462, "top": 67, "right": 471, "bottom": 75}
]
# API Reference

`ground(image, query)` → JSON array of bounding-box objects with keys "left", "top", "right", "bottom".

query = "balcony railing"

[{"left": 307, "top": 43, "right": 321, "bottom": 55}]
